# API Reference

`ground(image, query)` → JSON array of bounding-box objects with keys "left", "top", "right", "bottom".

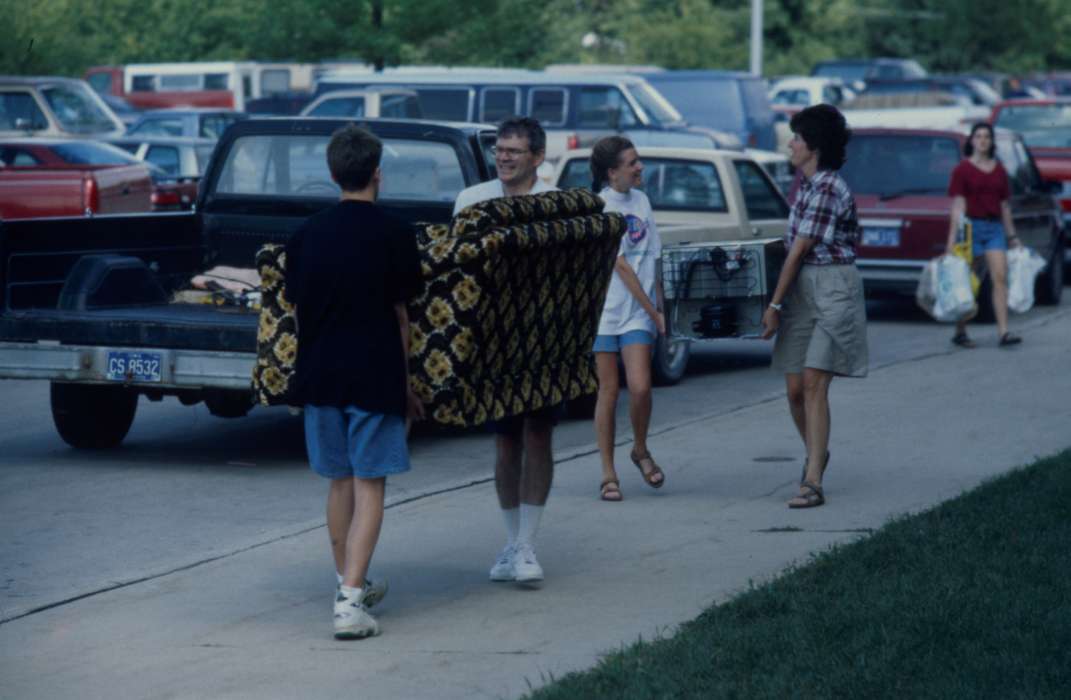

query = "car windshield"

[
  {"left": 994, "top": 104, "right": 1071, "bottom": 148},
  {"left": 646, "top": 78, "right": 744, "bottom": 130},
  {"left": 40, "top": 84, "right": 118, "bottom": 134},
  {"left": 215, "top": 134, "right": 466, "bottom": 202},
  {"left": 50, "top": 141, "right": 139, "bottom": 165},
  {"left": 840, "top": 134, "right": 961, "bottom": 197},
  {"left": 629, "top": 83, "right": 683, "bottom": 125},
  {"left": 558, "top": 157, "right": 728, "bottom": 211}
]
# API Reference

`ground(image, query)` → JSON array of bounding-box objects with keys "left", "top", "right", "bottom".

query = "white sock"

[
  {"left": 517, "top": 504, "right": 544, "bottom": 547},
  {"left": 338, "top": 585, "right": 363, "bottom": 603},
  {"left": 502, "top": 507, "right": 520, "bottom": 546},
  {"left": 336, "top": 571, "right": 343, "bottom": 587}
]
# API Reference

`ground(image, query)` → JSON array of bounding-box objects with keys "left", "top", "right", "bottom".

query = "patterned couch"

[{"left": 253, "top": 188, "right": 625, "bottom": 427}]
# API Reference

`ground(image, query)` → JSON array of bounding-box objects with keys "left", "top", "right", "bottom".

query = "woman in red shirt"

[{"left": 945, "top": 123, "right": 1022, "bottom": 347}]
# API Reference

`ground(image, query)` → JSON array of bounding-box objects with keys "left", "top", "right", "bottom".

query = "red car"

[
  {"left": 837, "top": 127, "right": 1064, "bottom": 308},
  {"left": 990, "top": 99, "right": 1071, "bottom": 254}
]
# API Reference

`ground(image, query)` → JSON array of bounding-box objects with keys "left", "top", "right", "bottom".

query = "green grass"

[{"left": 527, "top": 450, "right": 1071, "bottom": 699}]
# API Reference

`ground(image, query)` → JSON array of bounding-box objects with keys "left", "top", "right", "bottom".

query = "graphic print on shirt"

[{"left": 626, "top": 214, "right": 648, "bottom": 245}]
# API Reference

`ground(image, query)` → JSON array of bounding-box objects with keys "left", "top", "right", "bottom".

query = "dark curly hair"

[
  {"left": 789, "top": 104, "right": 851, "bottom": 171},
  {"left": 963, "top": 123, "right": 996, "bottom": 158}
]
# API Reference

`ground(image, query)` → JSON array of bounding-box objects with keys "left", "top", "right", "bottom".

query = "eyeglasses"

[{"left": 490, "top": 145, "right": 531, "bottom": 157}]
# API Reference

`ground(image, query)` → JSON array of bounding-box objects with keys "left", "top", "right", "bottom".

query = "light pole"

[{"left": 750, "top": 0, "right": 763, "bottom": 77}]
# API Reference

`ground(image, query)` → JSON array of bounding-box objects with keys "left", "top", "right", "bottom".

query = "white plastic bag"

[
  {"left": 915, "top": 257, "right": 940, "bottom": 318},
  {"left": 1006, "top": 246, "right": 1047, "bottom": 314},
  {"left": 931, "top": 254, "right": 976, "bottom": 322}
]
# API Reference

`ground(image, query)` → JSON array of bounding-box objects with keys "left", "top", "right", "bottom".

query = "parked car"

[
  {"left": 0, "top": 139, "right": 152, "bottom": 218},
  {"left": 109, "top": 136, "right": 216, "bottom": 210},
  {"left": 315, "top": 68, "right": 687, "bottom": 165},
  {"left": 125, "top": 108, "right": 247, "bottom": 139},
  {"left": 810, "top": 58, "right": 927, "bottom": 90},
  {"left": 859, "top": 77, "right": 1002, "bottom": 108},
  {"left": 100, "top": 94, "right": 141, "bottom": 127},
  {"left": 768, "top": 76, "right": 854, "bottom": 112},
  {"left": 243, "top": 91, "right": 315, "bottom": 116},
  {"left": 837, "top": 127, "right": 1063, "bottom": 309},
  {"left": 555, "top": 146, "right": 789, "bottom": 382},
  {"left": 1, "top": 76, "right": 126, "bottom": 139},
  {"left": 299, "top": 88, "right": 423, "bottom": 119},
  {"left": 990, "top": 98, "right": 1071, "bottom": 252},
  {"left": 638, "top": 70, "right": 778, "bottom": 150}
]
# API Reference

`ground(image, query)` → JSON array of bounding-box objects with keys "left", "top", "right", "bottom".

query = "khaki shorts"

[{"left": 771, "top": 264, "right": 869, "bottom": 378}]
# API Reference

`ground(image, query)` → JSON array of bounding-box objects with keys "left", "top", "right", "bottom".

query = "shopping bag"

[
  {"left": 1007, "top": 246, "right": 1047, "bottom": 314},
  {"left": 915, "top": 257, "right": 940, "bottom": 318},
  {"left": 932, "top": 254, "right": 976, "bottom": 322},
  {"left": 950, "top": 217, "right": 981, "bottom": 297}
]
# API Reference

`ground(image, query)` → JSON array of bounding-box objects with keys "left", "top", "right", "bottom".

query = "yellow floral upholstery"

[{"left": 252, "top": 188, "right": 625, "bottom": 427}]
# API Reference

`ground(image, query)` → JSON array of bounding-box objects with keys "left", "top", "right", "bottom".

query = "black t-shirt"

[{"left": 284, "top": 200, "right": 423, "bottom": 415}]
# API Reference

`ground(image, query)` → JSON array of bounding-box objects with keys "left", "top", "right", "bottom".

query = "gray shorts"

[{"left": 771, "top": 264, "right": 869, "bottom": 378}]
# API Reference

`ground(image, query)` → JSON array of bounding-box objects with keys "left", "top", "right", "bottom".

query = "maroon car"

[
  {"left": 838, "top": 127, "right": 1064, "bottom": 307},
  {"left": 990, "top": 99, "right": 1071, "bottom": 262}
]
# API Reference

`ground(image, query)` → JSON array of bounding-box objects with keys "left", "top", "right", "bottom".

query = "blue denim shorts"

[
  {"left": 304, "top": 405, "right": 410, "bottom": 480},
  {"left": 970, "top": 218, "right": 1007, "bottom": 257},
  {"left": 592, "top": 329, "right": 655, "bottom": 353}
]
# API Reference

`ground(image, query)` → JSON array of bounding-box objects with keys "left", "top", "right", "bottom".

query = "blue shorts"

[
  {"left": 304, "top": 405, "right": 410, "bottom": 480},
  {"left": 593, "top": 330, "right": 655, "bottom": 353},
  {"left": 970, "top": 218, "right": 1007, "bottom": 257}
]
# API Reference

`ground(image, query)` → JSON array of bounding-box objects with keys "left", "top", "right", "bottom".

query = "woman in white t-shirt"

[{"left": 590, "top": 136, "right": 667, "bottom": 502}]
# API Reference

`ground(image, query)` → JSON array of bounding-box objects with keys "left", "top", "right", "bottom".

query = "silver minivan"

[{"left": 0, "top": 76, "right": 125, "bottom": 139}]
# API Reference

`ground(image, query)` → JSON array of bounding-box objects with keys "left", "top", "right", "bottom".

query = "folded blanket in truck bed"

[{"left": 252, "top": 188, "right": 624, "bottom": 427}]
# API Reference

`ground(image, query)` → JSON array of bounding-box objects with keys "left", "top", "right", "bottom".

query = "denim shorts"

[
  {"left": 304, "top": 404, "right": 410, "bottom": 480},
  {"left": 592, "top": 329, "right": 655, "bottom": 353},
  {"left": 970, "top": 218, "right": 1007, "bottom": 257}
]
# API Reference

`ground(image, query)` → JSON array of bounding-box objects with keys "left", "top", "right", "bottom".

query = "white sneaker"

[
  {"left": 512, "top": 543, "right": 544, "bottom": 583},
  {"left": 335, "top": 578, "right": 388, "bottom": 609},
  {"left": 489, "top": 543, "right": 516, "bottom": 581},
  {"left": 333, "top": 590, "right": 380, "bottom": 640}
]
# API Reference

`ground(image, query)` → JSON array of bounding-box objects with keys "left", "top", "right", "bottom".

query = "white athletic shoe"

[
  {"left": 361, "top": 578, "right": 388, "bottom": 609},
  {"left": 333, "top": 590, "right": 380, "bottom": 640},
  {"left": 512, "top": 543, "right": 544, "bottom": 583},
  {"left": 489, "top": 543, "right": 516, "bottom": 581}
]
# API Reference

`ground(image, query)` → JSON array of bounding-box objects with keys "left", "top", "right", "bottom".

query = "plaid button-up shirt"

[{"left": 786, "top": 169, "right": 860, "bottom": 265}]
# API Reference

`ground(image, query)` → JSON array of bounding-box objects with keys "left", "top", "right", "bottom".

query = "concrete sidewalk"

[{"left": 2, "top": 308, "right": 1069, "bottom": 699}]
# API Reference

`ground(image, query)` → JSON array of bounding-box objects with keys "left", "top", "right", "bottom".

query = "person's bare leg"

[
  {"left": 594, "top": 351, "right": 621, "bottom": 492},
  {"left": 985, "top": 249, "right": 1010, "bottom": 337},
  {"left": 621, "top": 342, "right": 660, "bottom": 484},
  {"left": 793, "top": 368, "right": 833, "bottom": 502},
  {"left": 326, "top": 477, "right": 356, "bottom": 577},
  {"left": 785, "top": 373, "right": 806, "bottom": 443},
  {"left": 341, "top": 476, "right": 386, "bottom": 588},
  {"left": 521, "top": 417, "right": 554, "bottom": 506},
  {"left": 495, "top": 432, "right": 523, "bottom": 510}
]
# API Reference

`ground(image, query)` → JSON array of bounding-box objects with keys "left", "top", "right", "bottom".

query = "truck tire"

[
  {"left": 652, "top": 335, "right": 690, "bottom": 386},
  {"left": 1035, "top": 236, "right": 1064, "bottom": 306},
  {"left": 203, "top": 390, "right": 253, "bottom": 418},
  {"left": 50, "top": 382, "right": 138, "bottom": 449}
]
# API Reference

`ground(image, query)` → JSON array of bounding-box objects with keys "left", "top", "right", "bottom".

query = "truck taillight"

[
  {"left": 82, "top": 176, "right": 99, "bottom": 215},
  {"left": 152, "top": 190, "right": 181, "bottom": 208},
  {"left": 567, "top": 133, "right": 579, "bottom": 150},
  {"left": 1060, "top": 197, "right": 1071, "bottom": 213}
]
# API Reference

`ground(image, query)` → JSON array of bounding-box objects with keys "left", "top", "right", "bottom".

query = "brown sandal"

[
  {"left": 788, "top": 481, "right": 825, "bottom": 509},
  {"left": 630, "top": 449, "right": 665, "bottom": 489},
  {"left": 600, "top": 478, "right": 623, "bottom": 502}
]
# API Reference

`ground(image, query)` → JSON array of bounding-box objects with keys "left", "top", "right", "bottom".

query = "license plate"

[
  {"left": 863, "top": 227, "right": 900, "bottom": 247},
  {"left": 106, "top": 351, "right": 163, "bottom": 383}
]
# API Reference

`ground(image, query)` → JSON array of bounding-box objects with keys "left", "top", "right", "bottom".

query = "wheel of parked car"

[
  {"left": 50, "top": 382, "right": 138, "bottom": 449},
  {"left": 1035, "top": 235, "right": 1064, "bottom": 306},
  {"left": 203, "top": 389, "right": 253, "bottom": 418},
  {"left": 652, "top": 335, "right": 690, "bottom": 386}
]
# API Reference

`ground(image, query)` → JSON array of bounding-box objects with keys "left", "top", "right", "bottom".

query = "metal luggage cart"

[{"left": 661, "top": 240, "right": 784, "bottom": 340}]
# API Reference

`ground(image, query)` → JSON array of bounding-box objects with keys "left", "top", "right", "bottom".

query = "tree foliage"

[{"left": 2, "top": 0, "right": 1068, "bottom": 78}]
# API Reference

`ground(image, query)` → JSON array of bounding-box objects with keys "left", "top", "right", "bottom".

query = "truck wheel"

[
  {"left": 652, "top": 336, "right": 690, "bottom": 386},
  {"left": 50, "top": 382, "right": 137, "bottom": 449},
  {"left": 1035, "top": 237, "right": 1064, "bottom": 306},
  {"left": 203, "top": 390, "right": 253, "bottom": 418}
]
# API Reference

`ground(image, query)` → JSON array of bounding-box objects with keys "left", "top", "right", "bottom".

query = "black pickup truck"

[{"left": 0, "top": 118, "right": 496, "bottom": 448}]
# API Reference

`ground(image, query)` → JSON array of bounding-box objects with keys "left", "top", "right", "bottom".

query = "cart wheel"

[
  {"left": 652, "top": 335, "right": 690, "bottom": 386},
  {"left": 50, "top": 382, "right": 138, "bottom": 449}
]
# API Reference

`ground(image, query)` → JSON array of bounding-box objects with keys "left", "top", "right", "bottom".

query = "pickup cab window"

[
  {"left": 146, "top": 146, "right": 181, "bottom": 176},
  {"left": 733, "top": 161, "right": 789, "bottom": 219},
  {"left": 0, "top": 147, "right": 41, "bottom": 166},
  {"left": 380, "top": 94, "right": 422, "bottom": 119},
  {"left": 558, "top": 157, "right": 727, "bottom": 211},
  {"left": 129, "top": 117, "right": 184, "bottom": 137},
  {"left": 40, "top": 85, "right": 116, "bottom": 134},
  {"left": 215, "top": 134, "right": 466, "bottom": 203},
  {"left": 0, "top": 92, "right": 48, "bottom": 131}
]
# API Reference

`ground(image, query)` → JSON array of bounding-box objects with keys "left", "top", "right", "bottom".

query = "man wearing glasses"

[{"left": 453, "top": 117, "right": 558, "bottom": 585}]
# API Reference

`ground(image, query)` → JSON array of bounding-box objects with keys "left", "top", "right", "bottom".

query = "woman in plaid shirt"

[{"left": 761, "top": 104, "right": 869, "bottom": 509}]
